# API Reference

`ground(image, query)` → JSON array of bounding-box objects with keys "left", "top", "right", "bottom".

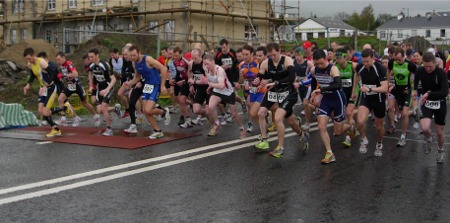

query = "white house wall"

[{"left": 378, "top": 28, "right": 450, "bottom": 42}]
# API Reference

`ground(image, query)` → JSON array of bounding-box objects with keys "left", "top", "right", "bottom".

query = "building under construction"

[{"left": 0, "top": 0, "right": 300, "bottom": 53}]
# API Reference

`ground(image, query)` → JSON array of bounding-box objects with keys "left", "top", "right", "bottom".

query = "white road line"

[
  {"left": 0, "top": 124, "right": 330, "bottom": 205},
  {"left": 36, "top": 141, "right": 53, "bottom": 145},
  {"left": 383, "top": 136, "right": 450, "bottom": 145},
  {"left": 0, "top": 122, "right": 318, "bottom": 196}
]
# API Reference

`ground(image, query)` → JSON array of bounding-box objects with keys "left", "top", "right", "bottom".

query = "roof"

[
  {"left": 377, "top": 16, "right": 450, "bottom": 30},
  {"left": 436, "top": 11, "right": 450, "bottom": 16},
  {"left": 309, "top": 18, "right": 356, "bottom": 30}
]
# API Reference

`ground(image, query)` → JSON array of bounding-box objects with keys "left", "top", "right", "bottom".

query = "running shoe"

[
  {"left": 124, "top": 124, "right": 138, "bottom": 134},
  {"left": 246, "top": 122, "right": 253, "bottom": 133},
  {"left": 102, "top": 128, "right": 113, "bottom": 136},
  {"left": 72, "top": 116, "right": 81, "bottom": 127},
  {"left": 321, "top": 152, "right": 336, "bottom": 164},
  {"left": 225, "top": 112, "right": 233, "bottom": 123},
  {"left": 192, "top": 116, "right": 203, "bottom": 126},
  {"left": 386, "top": 126, "right": 395, "bottom": 134},
  {"left": 93, "top": 114, "right": 101, "bottom": 127},
  {"left": 208, "top": 123, "right": 221, "bottom": 136},
  {"left": 342, "top": 135, "right": 352, "bottom": 148},
  {"left": 114, "top": 104, "right": 122, "bottom": 118},
  {"left": 397, "top": 137, "right": 406, "bottom": 147},
  {"left": 45, "top": 128, "right": 62, "bottom": 137},
  {"left": 255, "top": 140, "right": 270, "bottom": 150},
  {"left": 359, "top": 138, "right": 368, "bottom": 154},
  {"left": 59, "top": 116, "right": 67, "bottom": 126},
  {"left": 374, "top": 142, "right": 383, "bottom": 157},
  {"left": 149, "top": 131, "right": 164, "bottom": 139},
  {"left": 269, "top": 146, "right": 284, "bottom": 158},
  {"left": 301, "top": 131, "right": 310, "bottom": 152},
  {"left": 180, "top": 120, "right": 193, "bottom": 128},
  {"left": 220, "top": 115, "right": 227, "bottom": 126},
  {"left": 436, "top": 149, "right": 445, "bottom": 164},
  {"left": 121, "top": 110, "right": 130, "bottom": 119},
  {"left": 177, "top": 116, "right": 185, "bottom": 125},
  {"left": 267, "top": 123, "right": 277, "bottom": 132},
  {"left": 64, "top": 102, "right": 74, "bottom": 118}
]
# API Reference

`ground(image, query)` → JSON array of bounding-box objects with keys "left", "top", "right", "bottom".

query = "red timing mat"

[{"left": 0, "top": 126, "right": 201, "bottom": 149}]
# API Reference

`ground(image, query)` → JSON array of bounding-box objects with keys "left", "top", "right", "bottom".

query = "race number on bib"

[
  {"left": 341, "top": 79, "right": 352, "bottom": 88},
  {"left": 143, "top": 84, "right": 154, "bottom": 94},
  {"left": 267, "top": 91, "right": 289, "bottom": 103},
  {"left": 425, "top": 100, "right": 440, "bottom": 110},
  {"left": 250, "top": 87, "right": 258, "bottom": 94},
  {"left": 94, "top": 75, "right": 106, "bottom": 82},
  {"left": 193, "top": 74, "right": 203, "bottom": 81},
  {"left": 67, "top": 83, "right": 76, "bottom": 91}
]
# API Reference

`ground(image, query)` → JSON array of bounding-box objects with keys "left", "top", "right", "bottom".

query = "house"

[
  {"left": 376, "top": 14, "right": 450, "bottom": 44},
  {"left": 0, "top": 0, "right": 287, "bottom": 54},
  {"left": 293, "top": 18, "right": 356, "bottom": 41}
]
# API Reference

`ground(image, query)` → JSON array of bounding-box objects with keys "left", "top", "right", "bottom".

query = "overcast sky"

[{"left": 283, "top": 0, "right": 450, "bottom": 18}]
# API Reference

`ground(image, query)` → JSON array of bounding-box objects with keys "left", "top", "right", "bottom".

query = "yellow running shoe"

[
  {"left": 267, "top": 123, "right": 277, "bottom": 132},
  {"left": 64, "top": 102, "right": 75, "bottom": 118},
  {"left": 46, "top": 128, "right": 62, "bottom": 137},
  {"left": 321, "top": 152, "right": 336, "bottom": 164}
]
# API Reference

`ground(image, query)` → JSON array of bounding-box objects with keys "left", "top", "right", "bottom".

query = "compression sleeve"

[
  {"left": 277, "top": 65, "right": 296, "bottom": 84},
  {"left": 320, "top": 76, "right": 342, "bottom": 92},
  {"left": 428, "top": 69, "right": 449, "bottom": 100}
]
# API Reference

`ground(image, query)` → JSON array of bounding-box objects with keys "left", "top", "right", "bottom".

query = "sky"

[{"left": 282, "top": 0, "right": 450, "bottom": 18}]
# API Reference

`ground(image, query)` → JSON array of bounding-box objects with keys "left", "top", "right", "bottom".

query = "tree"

[
  {"left": 347, "top": 12, "right": 361, "bottom": 29},
  {"left": 373, "top": 13, "right": 393, "bottom": 29},
  {"left": 334, "top": 12, "right": 351, "bottom": 22},
  {"left": 346, "top": 4, "right": 376, "bottom": 31}
]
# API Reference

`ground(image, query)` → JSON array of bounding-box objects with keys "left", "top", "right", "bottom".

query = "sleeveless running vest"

[
  {"left": 135, "top": 55, "right": 161, "bottom": 85},
  {"left": 338, "top": 61, "right": 353, "bottom": 89},
  {"left": 392, "top": 61, "right": 411, "bottom": 86}
]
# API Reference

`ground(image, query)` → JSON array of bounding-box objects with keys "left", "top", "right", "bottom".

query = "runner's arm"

[
  {"left": 428, "top": 69, "right": 449, "bottom": 100},
  {"left": 147, "top": 55, "right": 168, "bottom": 89},
  {"left": 319, "top": 66, "right": 341, "bottom": 92}
]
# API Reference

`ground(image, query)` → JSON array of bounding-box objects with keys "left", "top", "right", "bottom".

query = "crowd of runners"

[{"left": 22, "top": 38, "right": 450, "bottom": 164}]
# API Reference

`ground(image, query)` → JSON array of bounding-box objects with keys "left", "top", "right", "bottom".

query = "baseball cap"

[
  {"left": 295, "top": 47, "right": 305, "bottom": 55},
  {"left": 302, "top": 41, "right": 312, "bottom": 49}
]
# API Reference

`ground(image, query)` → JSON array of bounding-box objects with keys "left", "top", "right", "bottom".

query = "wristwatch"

[{"left": 368, "top": 87, "right": 372, "bottom": 93}]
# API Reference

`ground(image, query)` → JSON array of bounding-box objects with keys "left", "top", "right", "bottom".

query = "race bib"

[
  {"left": 40, "top": 88, "right": 48, "bottom": 97},
  {"left": 267, "top": 91, "right": 278, "bottom": 102},
  {"left": 277, "top": 91, "right": 289, "bottom": 103},
  {"left": 364, "top": 85, "right": 377, "bottom": 95},
  {"left": 342, "top": 79, "right": 352, "bottom": 88},
  {"left": 143, "top": 84, "right": 154, "bottom": 94},
  {"left": 425, "top": 100, "right": 440, "bottom": 110},
  {"left": 94, "top": 74, "right": 106, "bottom": 82},
  {"left": 193, "top": 74, "right": 203, "bottom": 82},
  {"left": 67, "top": 83, "right": 76, "bottom": 91},
  {"left": 221, "top": 58, "right": 233, "bottom": 66},
  {"left": 250, "top": 87, "right": 258, "bottom": 94}
]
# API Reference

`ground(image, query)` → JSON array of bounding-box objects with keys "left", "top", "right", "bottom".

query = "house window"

[
  {"left": 426, "top": 30, "right": 431, "bottom": 38},
  {"left": 68, "top": 0, "right": 77, "bottom": 9},
  {"left": 318, "top": 32, "right": 325, "bottom": 38},
  {"left": 411, "top": 30, "right": 417, "bottom": 37},
  {"left": 398, "top": 30, "right": 403, "bottom": 38},
  {"left": 306, "top": 32, "right": 313, "bottom": 40},
  {"left": 48, "top": 0, "right": 56, "bottom": 10},
  {"left": 91, "top": 0, "right": 105, "bottom": 6},
  {"left": 441, "top": 29, "right": 446, "bottom": 37},
  {"left": 45, "top": 30, "right": 52, "bottom": 43},
  {"left": 244, "top": 25, "right": 258, "bottom": 40},
  {"left": 148, "top": 21, "right": 158, "bottom": 33},
  {"left": 164, "top": 20, "right": 175, "bottom": 41},
  {"left": 0, "top": 2, "right": 4, "bottom": 17},
  {"left": 380, "top": 31, "right": 386, "bottom": 38},
  {"left": 12, "top": 0, "right": 24, "bottom": 14},
  {"left": 21, "top": 29, "right": 27, "bottom": 40},
  {"left": 339, "top": 29, "right": 345, "bottom": 37},
  {"left": 11, "top": 30, "right": 17, "bottom": 44}
]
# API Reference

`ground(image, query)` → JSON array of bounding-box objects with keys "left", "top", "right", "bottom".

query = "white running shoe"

[
  {"left": 124, "top": 124, "right": 138, "bottom": 134},
  {"left": 163, "top": 108, "right": 171, "bottom": 126},
  {"left": 359, "top": 138, "right": 368, "bottom": 154},
  {"left": 93, "top": 114, "right": 101, "bottom": 127},
  {"left": 72, "top": 116, "right": 81, "bottom": 127},
  {"left": 102, "top": 128, "right": 113, "bottom": 136},
  {"left": 149, "top": 131, "right": 164, "bottom": 139},
  {"left": 59, "top": 116, "right": 67, "bottom": 126},
  {"left": 374, "top": 142, "right": 383, "bottom": 156}
]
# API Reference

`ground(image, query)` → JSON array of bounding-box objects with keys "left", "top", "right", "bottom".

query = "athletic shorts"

[
  {"left": 62, "top": 82, "right": 87, "bottom": 102},
  {"left": 421, "top": 100, "right": 446, "bottom": 125},
  {"left": 165, "top": 79, "right": 171, "bottom": 89},
  {"left": 260, "top": 89, "right": 298, "bottom": 118},
  {"left": 174, "top": 81, "right": 190, "bottom": 97},
  {"left": 211, "top": 91, "right": 236, "bottom": 105},
  {"left": 247, "top": 91, "right": 264, "bottom": 103},
  {"left": 359, "top": 95, "right": 386, "bottom": 119},
  {"left": 393, "top": 87, "right": 412, "bottom": 110},
  {"left": 38, "top": 85, "right": 57, "bottom": 109},
  {"left": 318, "top": 90, "right": 347, "bottom": 123},
  {"left": 96, "top": 87, "right": 114, "bottom": 105},
  {"left": 141, "top": 84, "right": 160, "bottom": 102},
  {"left": 193, "top": 86, "right": 210, "bottom": 105}
]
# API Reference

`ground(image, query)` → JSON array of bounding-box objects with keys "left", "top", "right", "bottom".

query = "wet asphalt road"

[{"left": 0, "top": 104, "right": 449, "bottom": 223}]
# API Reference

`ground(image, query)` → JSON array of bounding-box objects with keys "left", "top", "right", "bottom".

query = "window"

[
  {"left": 397, "top": 30, "right": 403, "bottom": 38},
  {"left": 45, "top": 30, "right": 52, "bottom": 43},
  {"left": 11, "top": 30, "right": 17, "bottom": 44},
  {"left": 441, "top": 29, "right": 446, "bottom": 38},
  {"left": 306, "top": 32, "right": 313, "bottom": 40},
  {"left": 426, "top": 29, "right": 431, "bottom": 38},
  {"left": 164, "top": 20, "right": 175, "bottom": 41},
  {"left": 411, "top": 30, "right": 417, "bottom": 37},
  {"left": 48, "top": 0, "right": 56, "bottom": 10},
  {"left": 339, "top": 29, "right": 345, "bottom": 37},
  {"left": 380, "top": 31, "right": 386, "bottom": 39},
  {"left": 244, "top": 25, "right": 258, "bottom": 40},
  {"left": 318, "top": 32, "right": 325, "bottom": 38},
  {"left": 68, "top": 0, "right": 77, "bottom": 9},
  {"left": 0, "top": 2, "right": 4, "bottom": 17},
  {"left": 91, "top": 0, "right": 105, "bottom": 6},
  {"left": 12, "top": 0, "right": 24, "bottom": 14},
  {"left": 21, "top": 29, "right": 27, "bottom": 40},
  {"left": 148, "top": 21, "right": 159, "bottom": 33}
]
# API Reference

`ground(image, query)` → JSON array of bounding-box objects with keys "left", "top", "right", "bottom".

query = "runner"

[
  {"left": 293, "top": 47, "right": 314, "bottom": 132},
  {"left": 126, "top": 45, "right": 171, "bottom": 139},
  {"left": 388, "top": 48, "right": 417, "bottom": 147},
  {"left": 87, "top": 48, "right": 117, "bottom": 136},
  {"left": 414, "top": 52, "right": 449, "bottom": 163},
  {"left": 254, "top": 43, "right": 308, "bottom": 158},
  {"left": 310, "top": 49, "right": 354, "bottom": 164},
  {"left": 187, "top": 48, "right": 209, "bottom": 126},
  {"left": 165, "top": 47, "right": 178, "bottom": 114},
  {"left": 239, "top": 44, "right": 263, "bottom": 133},
  {"left": 353, "top": 49, "right": 388, "bottom": 156},
  {"left": 22, "top": 48, "right": 61, "bottom": 137},
  {"left": 199, "top": 54, "right": 246, "bottom": 138},
  {"left": 55, "top": 52, "right": 99, "bottom": 127},
  {"left": 171, "top": 46, "right": 192, "bottom": 128}
]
